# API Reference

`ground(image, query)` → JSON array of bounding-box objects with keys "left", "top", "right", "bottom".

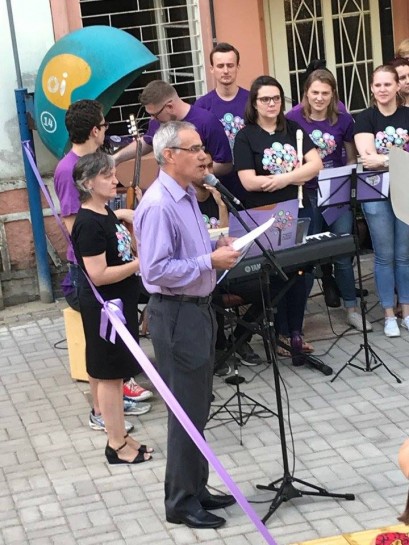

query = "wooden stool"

[{"left": 63, "top": 307, "right": 88, "bottom": 382}]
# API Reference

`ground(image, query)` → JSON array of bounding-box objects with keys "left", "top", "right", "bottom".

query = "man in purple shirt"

[
  {"left": 195, "top": 42, "right": 248, "bottom": 198},
  {"left": 114, "top": 80, "right": 232, "bottom": 177},
  {"left": 134, "top": 121, "right": 239, "bottom": 529}
]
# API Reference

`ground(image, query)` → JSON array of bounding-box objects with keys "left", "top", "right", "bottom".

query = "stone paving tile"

[{"left": 1, "top": 265, "right": 409, "bottom": 545}]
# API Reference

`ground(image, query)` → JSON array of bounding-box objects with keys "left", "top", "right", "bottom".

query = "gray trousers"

[{"left": 147, "top": 295, "right": 216, "bottom": 515}]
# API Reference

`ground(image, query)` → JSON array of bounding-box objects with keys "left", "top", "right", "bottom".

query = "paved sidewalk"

[{"left": 1, "top": 254, "right": 409, "bottom": 545}]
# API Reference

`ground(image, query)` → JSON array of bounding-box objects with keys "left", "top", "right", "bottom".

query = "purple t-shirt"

[
  {"left": 143, "top": 104, "right": 232, "bottom": 164},
  {"left": 195, "top": 87, "right": 249, "bottom": 150},
  {"left": 195, "top": 87, "right": 249, "bottom": 198},
  {"left": 54, "top": 150, "right": 80, "bottom": 262},
  {"left": 289, "top": 100, "right": 347, "bottom": 115},
  {"left": 286, "top": 107, "right": 354, "bottom": 188}
]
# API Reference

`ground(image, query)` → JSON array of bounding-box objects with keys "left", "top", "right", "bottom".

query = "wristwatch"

[{"left": 383, "top": 155, "right": 389, "bottom": 169}]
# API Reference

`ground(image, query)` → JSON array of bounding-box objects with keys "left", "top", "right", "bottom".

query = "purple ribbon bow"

[{"left": 100, "top": 299, "right": 126, "bottom": 343}]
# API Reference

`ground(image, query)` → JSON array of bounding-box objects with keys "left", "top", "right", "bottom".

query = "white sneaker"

[
  {"left": 401, "top": 316, "right": 409, "bottom": 331},
  {"left": 384, "top": 317, "right": 400, "bottom": 337},
  {"left": 346, "top": 311, "right": 373, "bottom": 332}
]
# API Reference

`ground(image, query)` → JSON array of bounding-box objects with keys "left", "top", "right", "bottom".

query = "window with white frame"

[{"left": 79, "top": 0, "right": 205, "bottom": 135}]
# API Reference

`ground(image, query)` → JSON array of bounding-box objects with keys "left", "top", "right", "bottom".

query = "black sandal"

[
  {"left": 124, "top": 434, "right": 155, "bottom": 454},
  {"left": 105, "top": 441, "right": 152, "bottom": 465}
]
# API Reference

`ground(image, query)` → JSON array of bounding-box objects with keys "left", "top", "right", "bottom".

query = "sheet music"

[{"left": 317, "top": 164, "right": 389, "bottom": 207}]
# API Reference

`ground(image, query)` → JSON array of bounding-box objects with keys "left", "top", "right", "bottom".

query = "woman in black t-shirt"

[
  {"left": 234, "top": 75, "right": 322, "bottom": 363},
  {"left": 71, "top": 151, "right": 153, "bottom": 465},
  {"left": 354, "top": 64, "right": 409, "bottom": 338}
]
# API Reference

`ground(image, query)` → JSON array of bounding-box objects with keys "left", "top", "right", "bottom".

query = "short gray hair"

[
  {"left": 152, "top": 121, "right": 196, "bottom": 165},
  {"left": 73, "top": 151, "right": 115, "bottom": 203}
]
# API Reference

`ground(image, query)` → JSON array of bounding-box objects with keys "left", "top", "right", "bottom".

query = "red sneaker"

[{"left": 123, "top": 378, "right": 153, "bottom": 401}]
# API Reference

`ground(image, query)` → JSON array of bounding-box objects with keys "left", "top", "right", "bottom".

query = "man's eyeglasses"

[
  {"left": 98, "top": 122, "right": 110, "bottom": 129},
  {"left": 147, "top": 101, "right": 170, "bottom": 119},
  {"left": 257, "top": 95, "right": 281, "bottom": 105},
  {"left": 169, "top": 145, "right": 206, "bottom": 154}
]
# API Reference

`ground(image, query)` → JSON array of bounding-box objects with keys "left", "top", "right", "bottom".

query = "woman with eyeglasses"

[
  {"left": 354, "top": 64, "right": 409, "bottom": 337},
  {"left": 71, "top": 151, "right": 154, "bottom": 464},
  {"left": 286, "top": 69, "right": 372, "bottom": 333},
  {"left": 233, "top": 75, "right": 323, "bottom": 363}
]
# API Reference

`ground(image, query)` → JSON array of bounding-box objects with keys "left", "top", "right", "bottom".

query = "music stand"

[{"left": 317, "top": 165, "right": 401, "bottom": 383}]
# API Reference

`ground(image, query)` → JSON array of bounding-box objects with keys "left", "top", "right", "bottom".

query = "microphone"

[{"left": 204, "top": 174, "right": 242, "bottom": 207}]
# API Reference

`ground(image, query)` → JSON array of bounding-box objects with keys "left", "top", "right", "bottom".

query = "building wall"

[
  {"left": 392, "top": 0, "right": 409, "bottom": 48},
  {"left": 201, "top": 0, "right": 268, "bottom": 92},
  {"left": 0, "top": 0, "right": 57, "bottom": 179}
]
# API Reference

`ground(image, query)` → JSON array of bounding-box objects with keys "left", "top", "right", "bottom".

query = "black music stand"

[{"left": 317, "top": 166, "right": 401, "bottom": 383}]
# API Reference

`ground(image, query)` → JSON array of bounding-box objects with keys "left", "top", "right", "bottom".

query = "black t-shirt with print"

[
  {"left": 71, "top": 206, "right": 138, "bottom": 302},
  {"left": 233, "top": 119, "right": 315, "bottom": 208},
  {"left": 354, "top": 106, "right": 409, "bottom": 154}
]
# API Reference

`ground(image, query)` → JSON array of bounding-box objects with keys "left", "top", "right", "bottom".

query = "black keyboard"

[{"left": 223, "top": 232, "right": 355, "bottom": 281}]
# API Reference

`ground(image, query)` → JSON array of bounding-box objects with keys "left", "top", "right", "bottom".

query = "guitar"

[{"left": 126, "top": 114, "right": 143, "bottom": 210}]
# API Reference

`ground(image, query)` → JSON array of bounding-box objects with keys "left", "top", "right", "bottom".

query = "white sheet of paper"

[
  {"left": 389, "top": 147, "right": 409, "bottom": 226},
  {"left": 231, "top": 215, "right": 275, "bottom": 251},
  {"left": 216, "top": 215, "right": 275, "bottom": 285}
]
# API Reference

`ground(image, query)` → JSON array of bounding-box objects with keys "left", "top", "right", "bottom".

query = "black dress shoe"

[
  {"left": 166, "top": 507, "right": 226, "bottom": 529},
  {"left": 201, "top": 494, "right": 236, "bottom": 510}
]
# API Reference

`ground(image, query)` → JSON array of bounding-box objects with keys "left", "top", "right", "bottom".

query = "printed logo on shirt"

[
  {"left": 309, "top": 129, "right": 337, "bottom": 159},
  {"left": 262, "top": 142, "right": 299, "bottom": 174},
  {"left": 115, "top": 223, "right": 134, "bottom": 261},
  {"left": 375, "top": 126, "right": 409, "bottom": 153},
  {"left": 202, "top": 214, "right": 220, "bottom": 229},
  {"left": 221, "top": 113, "right": 245, "bottom": 149}
]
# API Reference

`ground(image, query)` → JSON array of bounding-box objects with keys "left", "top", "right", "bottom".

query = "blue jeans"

[
  {"left": 300, "top": 189, "right": 357, "bottom": 307},
  {"left": 362, "top": 199, "right": 409, "bottom": 309}
]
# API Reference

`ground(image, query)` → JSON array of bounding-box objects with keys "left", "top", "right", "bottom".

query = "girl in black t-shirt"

[
  {"left": 234, "top": 75, "right": 323, "bottom": 364},
  {"left": 354, "top": 64, "right": 409, "bottom": 338},
  {"left": 71, "top": 151, "right": 153, "bottom": 465}
]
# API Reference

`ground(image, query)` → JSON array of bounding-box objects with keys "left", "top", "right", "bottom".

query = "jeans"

[
  {"left": 300, "top": 189, "right": 357, "bottom": 307},
  {"left": 362, "top": 199, "right": 409, "bottom": 309}
]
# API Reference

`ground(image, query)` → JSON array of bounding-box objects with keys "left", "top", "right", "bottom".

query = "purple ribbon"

[
  {"left": 100, "top": 299, "right": 126, "bottom": 343},
  {"left": 22, "top": 141, "right": 120, "bottom": 338},
  {"left": 22, "top": 140, "right": 278, "bottom": 545}
]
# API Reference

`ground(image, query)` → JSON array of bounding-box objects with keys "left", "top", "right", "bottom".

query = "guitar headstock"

[{"left": 127, "top": 114, "right": 139, "bottom": 139}]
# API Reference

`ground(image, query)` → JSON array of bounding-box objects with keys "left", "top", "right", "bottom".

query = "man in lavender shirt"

[
  {"left": 114, "top": 80, "right": 232, "bottom": 177},
  {"left": 134, "top": 121, "right": 240, "bottom": 529}
]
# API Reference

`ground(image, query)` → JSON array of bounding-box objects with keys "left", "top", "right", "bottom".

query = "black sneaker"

[{"left": 235, "top": 342, "right": 263, "bottom": 366}]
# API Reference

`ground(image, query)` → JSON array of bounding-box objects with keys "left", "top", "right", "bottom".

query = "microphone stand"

[{"left": 211, "top": 196, "right": 355, "bottom": 518}]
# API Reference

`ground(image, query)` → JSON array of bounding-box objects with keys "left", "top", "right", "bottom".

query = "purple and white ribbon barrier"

[{"left": 23, "top": 141, "right": 278, "bottom": 545}]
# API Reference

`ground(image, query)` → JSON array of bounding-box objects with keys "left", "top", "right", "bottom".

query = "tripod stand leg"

[
  {"left": 258, "top": 473, "right": 355, "bottom": 524},
  {"left": 331, "top": 344, "right": 401, "bottom": 383}
]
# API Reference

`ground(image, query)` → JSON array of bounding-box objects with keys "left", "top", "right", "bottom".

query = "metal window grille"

[
  {"left": 79, "top": 0, "right": 205, "bottom": 136},
  {"left": 284, "top": 0, "right": 384, "bottom": 113}
]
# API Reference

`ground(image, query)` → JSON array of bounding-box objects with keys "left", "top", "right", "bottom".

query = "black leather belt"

[{"left": 153, "top": 293, "right": 212, "bottom": 305}]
